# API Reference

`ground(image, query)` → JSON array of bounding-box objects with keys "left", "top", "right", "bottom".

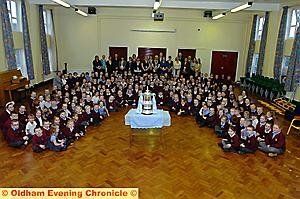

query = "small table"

[
  {"left": 125, "top": 109, "right": 171, "bottom": 147},
  {"left": 125, "top": 109, "right": 171, "bottom": 128}
]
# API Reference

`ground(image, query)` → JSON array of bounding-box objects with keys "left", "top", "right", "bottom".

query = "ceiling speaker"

[
  {"left": 204, "top": 10, "right": 212, "bottom": 18},
  {"left": 154, "top": 13, "right": 164, "bottom": 21},
  {"left": 88, "top": 7, "right": 96, "bottom": 14}
]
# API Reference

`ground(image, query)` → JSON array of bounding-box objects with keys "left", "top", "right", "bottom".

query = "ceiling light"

[
  {"left": 75, "top": 8, "right": 88, "bottom": 17},
  {"left": 212, "top": 13, "right": 226, "bottom": 20},
  {"left": 154, "top": 0, "right": 162, "bottom": 10},
  {"left": 231, "top": 2, "right": 253, "bottom": 13},
  {"left": 52, "top": 0, "right": 70, "bottom": 8}
]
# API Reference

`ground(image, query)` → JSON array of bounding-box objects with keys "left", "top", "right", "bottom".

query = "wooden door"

[
  {"left": 211, "top": 51, "right": 238, "bottom": 81},
  {"left": 178, "top": 49, "right": 196, "bottom": 59},
  {"left": 138, "top": 48, "right": 167, "bottom": 61},
  {"left": 109, "top": 47, "right": 128, "bottom": 60}
]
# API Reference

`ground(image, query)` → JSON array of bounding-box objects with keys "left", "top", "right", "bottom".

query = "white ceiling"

[{"left": 29, "top": 0, "right": 297, "bottom": 11}]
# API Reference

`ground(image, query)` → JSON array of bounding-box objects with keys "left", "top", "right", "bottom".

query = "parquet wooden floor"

[{"left": 0, "top": 107, "right": 299, "bottom": 199}]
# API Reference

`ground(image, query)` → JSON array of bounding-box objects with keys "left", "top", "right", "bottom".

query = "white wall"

[{"left": 54, "top": 7, "right": 252, "bottom": 79}]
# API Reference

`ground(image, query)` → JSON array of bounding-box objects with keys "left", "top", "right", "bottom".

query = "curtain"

[
  {"left": 21, "top": 0, "right": 34, "bottom": 80},
  {"left": 256, "top": 12, "right": 270, "bottom": 75},
  {"left": 274, "top": 7, "right": 288, "bottom": 80},
  {"left": 0, "top": 0, "right": 17, "bottom": 70},
  {"left": 285, "top": 26, "right": 300, "bottom": 92},
  {"left": 38, "top": 5, "right": 50, "bottom": 76},
  {"left": 245, "top": 15, "right": 258, "bottom": 77}
]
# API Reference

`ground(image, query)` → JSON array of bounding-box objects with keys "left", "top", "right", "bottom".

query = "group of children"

[
  {"left": 0, "top": 54, "right": 286, "bottom": 156},
  {"left": 200, "top": 95, "right": 286, "bottom": 156}
]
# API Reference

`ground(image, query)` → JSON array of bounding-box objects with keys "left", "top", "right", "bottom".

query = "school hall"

[{"left": 0, "top": 0, "right": 300, "bottom": 198}]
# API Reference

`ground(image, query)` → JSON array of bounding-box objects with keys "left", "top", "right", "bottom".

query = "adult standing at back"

[
  {"left": 173, "top": 57, "right": 181, "bottom": 78},
  {"left": 100, "top": 55, "right": 107, "bottom": 74},
  {"left": 92, "top": 55, "right": 101, "bottom": 73}
]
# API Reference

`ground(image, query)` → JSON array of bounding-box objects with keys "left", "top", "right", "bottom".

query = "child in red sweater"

[{"left": 218, "top": 125, "right": 240, "bottom": 152}]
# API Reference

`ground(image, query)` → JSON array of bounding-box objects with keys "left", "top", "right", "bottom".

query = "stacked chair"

[{"left": 243, "top": 75, "right": 285, "bottom": 100}]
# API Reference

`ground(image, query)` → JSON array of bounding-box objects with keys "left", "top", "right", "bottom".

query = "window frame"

[
  {"left": 6, "top": 0, "right": 21, "bottom": 32},
  {"left": 43, "top": 9, "right": 53, "bottom": 35},
  {"left": 281, "top": 56, "right": 290, "bottom": 77},
  {"left": 287, "top": 8, "right": 300, "bottom": 39},
  {"left": 15, "top": 49, "right": 27, "bottom": 77},
  {"left": 255, "top": 16, "right": 265, "bottom": 41},
  {"left": 251, "top": 53, "right": 259, "bottom": 76}
]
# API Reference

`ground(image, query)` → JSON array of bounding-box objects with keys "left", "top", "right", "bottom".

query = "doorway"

[
  {"left": 138, "top": 47, "right": 167, "bottom": 60},
  {"left": 211, "top": 51, "right": 238, "bottom": 81},
  {"left": 177, "top": 49, "right": 196, "bottom": 59},
  {"left": 109, "top": 46, "right": 128, "bottom": 60}
]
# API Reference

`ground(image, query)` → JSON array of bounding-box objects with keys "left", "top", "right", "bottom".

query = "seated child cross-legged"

[
  {"left": 214, "top": 116, "right": 229, "bottom": 138},
  {"left": 238, "top": 126, "right": 258, "bottom": 154},
  {"left": 48, "top": 125, "right": 68, "bottom": 152},
  {"left": 218, "top": 125, "right": 240, "bottom": 152},
  {"left": 258, "top": 123, "right": 285, "bottom": 157},
  {"left": 32, "top": 127, "right": 48, "bottom": 153}
]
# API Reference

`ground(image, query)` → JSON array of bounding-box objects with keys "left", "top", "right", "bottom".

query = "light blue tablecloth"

[{"left": 125, "top": 109, "right": 171, "bottom": 128}]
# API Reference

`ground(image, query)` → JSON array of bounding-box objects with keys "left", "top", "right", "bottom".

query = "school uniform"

[
  {"left": 82, "top": 111, "right": 94, "bottom": 126},
  {"left": 91, "top": 110, "right": 102, "bottom": 125},
  {"left": 243, "top": 104, "right": 251, "bottom": 112},
  {"left": 107, "top": 100, "right": 118, "bottom": 112},
  {"left": 266, "top": 118, "right": 274, "bottom": 126},
  {"left": 42, "top": 128, "right": 51, "bottom": 141},
  {"left": 215, "top": 122, "right": 229, "bottom": 138},
  {"left": 125, "top": 93, "right": 136, "bottom": 106},
  {"left": 48, "top": 133, "right": 67, "bottom": 152},
  {"left": 115, "top": 95, "right": 125, "bottom": 107},
  {"left": 32, "top": 134, "right": 48, "bottom": 153},
  {"left": 59, "top": 118, "right": 68, "bottom": 130},
  {"left": 207, "top": 114, "right": 218, "bottom": 128},
  {"left": 236, "top": 124, "right": 246, "bottom": 138},
  {"left": 224, "top": 134, "right": 240, "bottom": 152},
  {"left": 170, "top": 100, "right": 180, "bottom": 113},
  {"left": 258, "top": 131, "right": 285, "bottom": 155},
  {"left": 266, "top": 132, "right": 285, "bottom": 151},
  {"left": 6, "top": 128, "right": 27, "bottom": 148},
  {"left": 156, "top": 96, "right": 165, "bottom": 107},
  {"left": 196, "top": 108, "right": 209, "bottom": 126},
  {"left": 35, "top": 116, "right": 43, "bottom": 127},
  {"left": 189, "top": 103, "right": 201, "bottom": 116},
  {"left": 256, "top": 123, "right": 265, "bottom": 136},
  {"left": 61, "top": 127, "right": 77, "bottom": 141},
  {"left": 18, "top": 112, "right": 28, "bottom": 127},
  {"left": 258, "top": 129, "right": 271, "bottom": 143},
  {"left": 178, "top": 103, "right": 189, "bottom": 116},
  {"left": 239, "top": 134, "right": 258, "bottom": 154},
  {"left": 28, "top": 97, "right": 37, "bottom": 112}
]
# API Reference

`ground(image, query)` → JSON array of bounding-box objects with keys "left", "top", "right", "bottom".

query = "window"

[
  {"left": 255, "top": 17, "right": 264, "bottom": 40},
  {"left": 6, "top": 0, "right": 21, "bottom": 31},
  {"left": 43, "top": 9, "right": 53, "bottom": 35},
  {"left": 251, "top": 53, "right": 259, "bottom": 76},
  {"left": 15, "top": 49, "right": 27, "bottom": 77},
  {"left": 281, "top": 56, "right": 290, "bottom": 76},
  {"left": 48, "top": 48, "right": 54, "bottom": 72},
  {"left": 287, "top": 9, "right": 300, "bottom": 38},
  {"left": 42, "top": 9, "right": 56, "bottom": 79}
]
